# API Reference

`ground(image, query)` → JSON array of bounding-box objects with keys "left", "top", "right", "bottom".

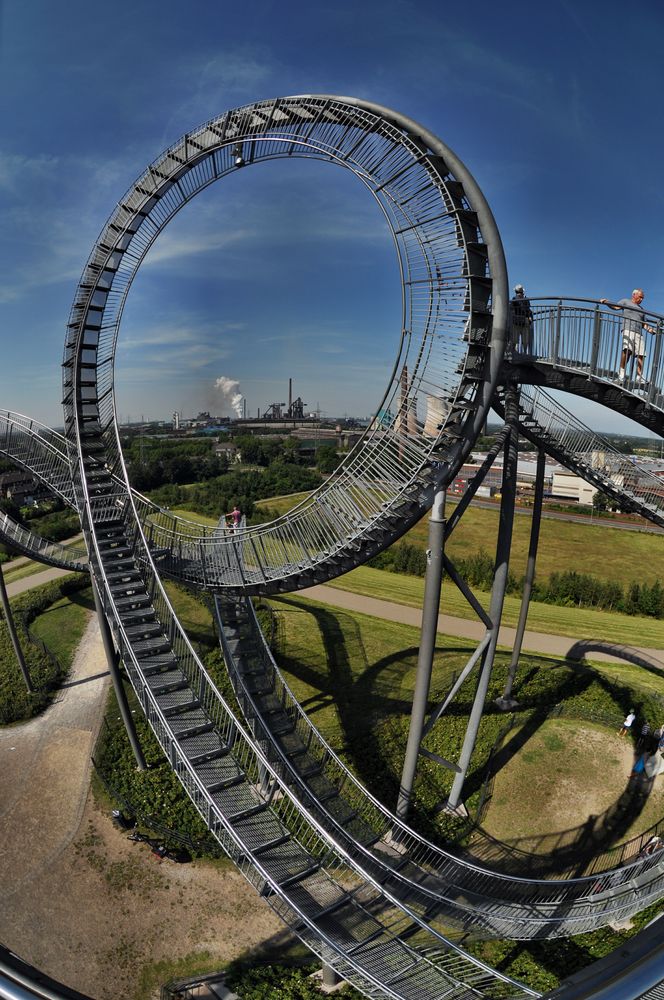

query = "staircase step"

[
  {"left": 160, "top": 692, "right": 200, "bottom": 716},
  {"left": 139, "top": 653, "right": 180, "bottom": 674},
  {"left": 184, "top": 738, "right": 229, "bottom": 766},
  {"left": 145, "top": 668, "right": 189, "bottom": 694},
  {"left": 173, "top": 719, "right": 215, "bottom": 740}
]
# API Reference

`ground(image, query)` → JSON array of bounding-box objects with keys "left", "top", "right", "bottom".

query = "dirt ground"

[
  {"left": 481, "top": 719, "right": 664, "bottom": 850},
  {"left": 0, "top": 614, "right": 286, "bottom": 1000},
  {"left": 3, "top": 792, "right": 287, "bottom": 999}
]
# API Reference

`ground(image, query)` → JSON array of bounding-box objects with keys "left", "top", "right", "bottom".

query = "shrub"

[{"left": 0, "top": 574, "right": 90, "bottom": 724}]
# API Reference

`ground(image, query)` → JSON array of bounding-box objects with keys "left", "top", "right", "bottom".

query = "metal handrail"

[
  {"left": 214, "top": 592, "right": 664, "bottom": 939},
  {"left": 61, "top": 95, "right": 507, "bottom": 597}
]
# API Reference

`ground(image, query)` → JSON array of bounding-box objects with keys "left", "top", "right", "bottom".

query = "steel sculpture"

[{"left": 2, "top": 97, "right": 664, "bottom": 999}]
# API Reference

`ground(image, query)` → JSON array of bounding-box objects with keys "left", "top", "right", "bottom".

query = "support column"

[
  {"left": 0, "top": 562, "right": 32, "bottom": 693},
  {"left": 396, "top": 487, "right": 446, "bottom": 821},
  {"left": 497, "top": 447, "right": 546, "bottom": 710},
  {"left": 93, "top": 580, "right": 147, "bottom": 771},
  {"left": 445, "top": 387, "right": 520, "bottom": 813},
  {"left": 321, "top": 964, "right": 341, "bottom": 990}
]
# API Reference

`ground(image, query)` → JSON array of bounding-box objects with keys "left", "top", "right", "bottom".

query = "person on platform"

[
  {"left": 600, "top": 289, "right": 655, "bottom": 384},
  {"left": 510, "top": 284, "right": 534, "bottom": 355}
]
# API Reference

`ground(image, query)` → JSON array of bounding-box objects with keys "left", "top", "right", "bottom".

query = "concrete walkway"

[
  {"left": 301, "top": 584, "right": 664, "bottom": 667},
  {"left": 0, "top": 613, "right": 108, "bottom": 901},
  {"left": 5, "top": 565, "right": 73, "bottom": 598}
]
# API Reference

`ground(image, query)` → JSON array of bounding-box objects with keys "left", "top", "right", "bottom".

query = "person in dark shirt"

[{"left": 510, "top": 284, "right": 534, "bottom": 355}]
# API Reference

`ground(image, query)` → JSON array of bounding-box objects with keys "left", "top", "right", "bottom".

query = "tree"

[
  {"left": 316, "top": 444, "right": 339, "bottom": 474},
  {"left": 592, "top": 491, "right": 609, "bottom": 513}
]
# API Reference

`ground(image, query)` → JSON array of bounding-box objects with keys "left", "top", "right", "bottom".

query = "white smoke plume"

[{"left": 214, "top": 376, "right": 244, "bottom": 419}]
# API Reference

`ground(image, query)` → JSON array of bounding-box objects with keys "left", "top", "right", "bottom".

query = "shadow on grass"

[{"left": 467, "top": 661, "right": 657, "bottom": 876}]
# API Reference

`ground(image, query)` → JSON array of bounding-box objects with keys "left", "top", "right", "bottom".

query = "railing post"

[
  {"left": 590, "top": 303, "right": 601, "bottom": 377},
  {"left": 648, "top": 320, "right": 664, "bottom": 406},
  {"left": 553, "top": 299, "right": 562, "bottom": 366}
]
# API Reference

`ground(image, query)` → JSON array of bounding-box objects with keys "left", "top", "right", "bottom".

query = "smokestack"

[{"left": 288, "top": 378, "right": 292, "bottom": 412}]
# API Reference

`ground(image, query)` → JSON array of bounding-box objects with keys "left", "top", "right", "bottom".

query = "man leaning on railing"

[
  {"left": 600, "top": 289, "right": 656, "bottom": 385},
  {"left": 510, "top": 283, "right": 534, "bottom": 356}
]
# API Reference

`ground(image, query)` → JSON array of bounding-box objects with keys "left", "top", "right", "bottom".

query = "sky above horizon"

[{"left": 2, "top": 0, "right": 664, "bottom": 438}]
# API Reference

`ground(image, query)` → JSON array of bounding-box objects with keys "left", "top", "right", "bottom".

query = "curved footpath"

[
  {"left": 0, "top": 612, "right": 108, "bottom": 906},
  {"left": 302, "top": 584, "right": 664, "bottom": 666}
]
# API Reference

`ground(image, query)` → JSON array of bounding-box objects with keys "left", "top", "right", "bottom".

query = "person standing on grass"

[
  {"left": 619, "top": 709, "right": 636, "bottom": 737},
  {"left": 637, "top": 721, "right": 651, "bottom": 751}
]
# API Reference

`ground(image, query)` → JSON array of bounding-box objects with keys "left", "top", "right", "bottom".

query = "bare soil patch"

[
  {"left": 1, "top": 792, "right": 286, "bottom": 1000},
  {"left": 0, "top": 615, "right": 287, "bottom": 1000},
  {"left": 481, "top": 719, "right": 664, "bottom": 850}
]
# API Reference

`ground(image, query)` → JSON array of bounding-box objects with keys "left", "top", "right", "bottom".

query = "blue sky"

[{"left": 2, "top": 0, "right": 664, "bottom": 435}]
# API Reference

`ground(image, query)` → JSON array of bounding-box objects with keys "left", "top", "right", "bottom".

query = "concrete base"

[
  {"left": 378, "top": 829, "right": 409, "bottom": 855},
  {"left": 494, "top": 696, "right": 519, "bottom": 712},
  {"left": 439, "top": 799, "right": 469, "bottom": 818},
  {"left": 309, "top": 969, "right": 346, "bottom": 994},
  {"left": 609, "top": 918, "right": 634, "bottom": 933}
]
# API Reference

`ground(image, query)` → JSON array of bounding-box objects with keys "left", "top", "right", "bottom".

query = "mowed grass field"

[
  {"left": 255, "top": 493, "right": 664, "bottom": 648},
  {"left": 256, "top": 492, "right": 664, "bottom": 586}
]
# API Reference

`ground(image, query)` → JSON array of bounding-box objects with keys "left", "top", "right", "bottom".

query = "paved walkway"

[
  {"left": 301, "top": 584, "right": 664, "bottom": 667},
  {"left": 5, "top": 565, "right": 72, "bottom": 598},
  {"left": 0, "top": 613, "right": 108, "bottom": 899}
]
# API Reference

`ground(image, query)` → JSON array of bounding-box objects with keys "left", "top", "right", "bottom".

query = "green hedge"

[
  {"left": 0, "top": 574, "right": 90, "bottom": 724},
  {"left": 226, "top": 963, "right": 363, "bottom": 999}
]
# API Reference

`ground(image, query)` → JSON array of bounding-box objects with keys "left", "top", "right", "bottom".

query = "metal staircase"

[
  {"left": 214, "top": 592, "right": 664, "bottom": 942},
  {"left": 495, "top": 384, "right": 664, "bottom": 527},
  {"left": 4, "top": 94, "right": 664, "bottom": 998},
  {"left": 0, "top": 511, "right": 87, "bottom": 572}
]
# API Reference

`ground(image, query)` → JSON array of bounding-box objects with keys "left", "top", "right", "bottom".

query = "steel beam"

[
  {"left": 92, "top": 580, "right": 147, "bottom": 771},
  {"left": 0, "top": 562, "right": 32, "bottom": 693},
  {"left": 497, "top": 447, "right": 546, "bottom": 709},
  {"left": 396, "top": 488, "right": 447, "bottom": 821},
  {"left": 446, "top": 385, "right": 520, "bottom": 811}
]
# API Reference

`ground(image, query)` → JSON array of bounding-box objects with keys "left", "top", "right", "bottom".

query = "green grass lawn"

[
  {"left": 256, "top": 492, "right": 664, "bottom": 588},
  {"left": 322, "top": 564, "right": 664, "bottom": 649},
  {"left": 29, "top": 586, "right": 93, "bottom": 664},
  {"left": 267, "top": 592, "right": 664, "bottom": 833}
]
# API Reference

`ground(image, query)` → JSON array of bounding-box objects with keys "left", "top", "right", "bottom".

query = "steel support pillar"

[
  {"left": 497, "top": 447, "right": 546, "bottom": 710},
  {"left": 396, "top": 488, "right": 446, "bottom": 821},
  {"left": 92, "top": 580, "right": 147, "bottom": 771},
  {"left": 0, "top": 562, "right": 33, "bottom": 693},
  {"left": 321, "top": 964, "right": 341, "bottom": 989},
  {"left": 445, "top": 387, "right": 520, "bottom": 812}
]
